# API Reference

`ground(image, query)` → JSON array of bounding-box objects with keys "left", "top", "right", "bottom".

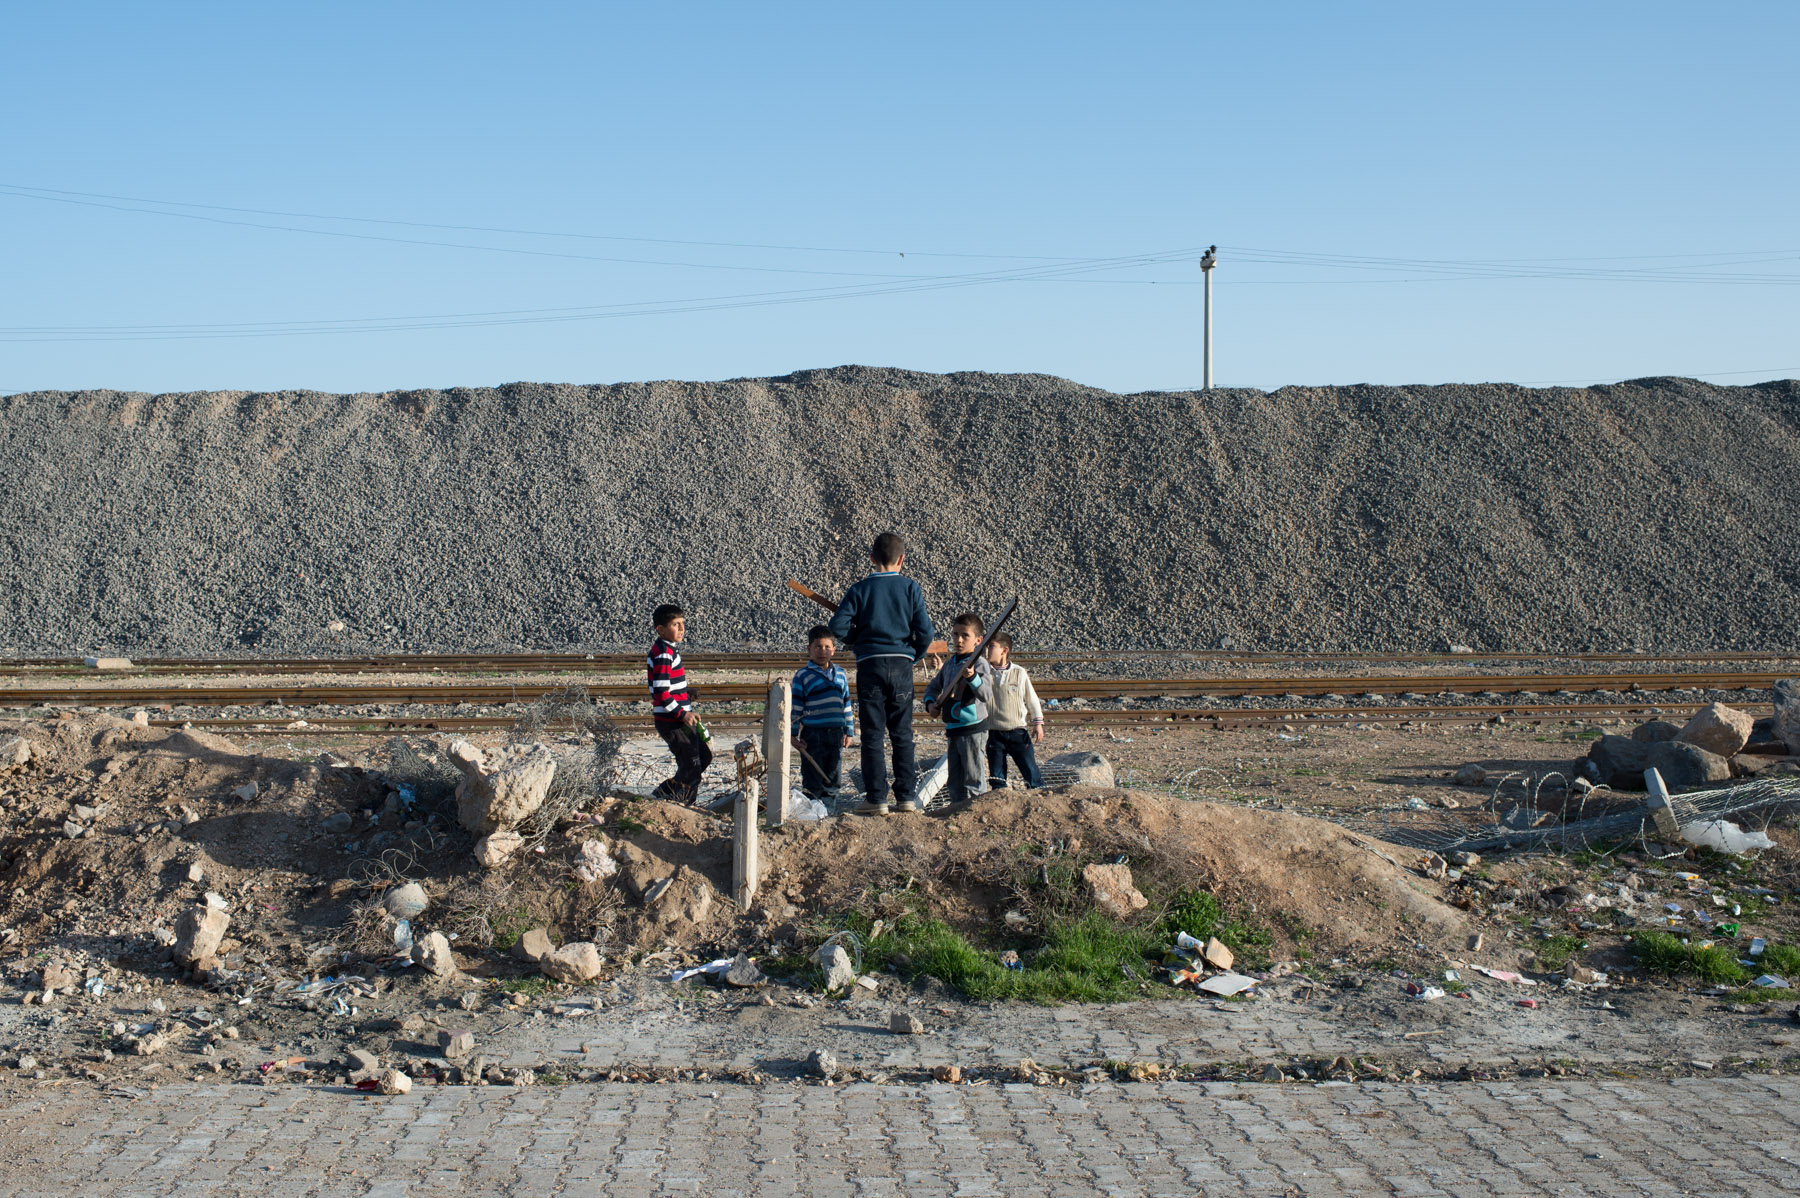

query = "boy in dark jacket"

[
  {"left": 923, "top": 612, "right": 994, "bottom": 806},
  {"left": 827, "top": 532, "right": 936, "bottom": 814},
  {"left": 647, "top": 603, "right": 712, "bottom": 803}
]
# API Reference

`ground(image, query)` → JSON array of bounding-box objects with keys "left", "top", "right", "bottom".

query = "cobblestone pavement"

[{"left": 0, "top": 1075, "right": 1796, "bottom": 1196}]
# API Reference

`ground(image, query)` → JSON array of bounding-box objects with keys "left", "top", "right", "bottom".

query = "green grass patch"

[
  {"left": 853, "top": 910, "right": 1158, "bottom": 1003},
  {"left": 1533, "top": 934, "right": 1585, "bottom": 970},
  {"left": 499, "top": 975, "right": 553, "bottom": 996},
  {"left": 1633, "top": 931, "right": 1751, "bottom": 985},
  {"left": 1761, "top": 943, "right": 1800, "bottom": 976},
  {"left": 1155, "top": 889, "right": 1275, "bottom": 970}
]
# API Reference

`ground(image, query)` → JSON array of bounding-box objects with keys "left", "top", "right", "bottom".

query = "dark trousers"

[
  {"left": 653, "top": 722, "right": 712, "bottom": 801},
  {"left": 855, "top": 657, "right": 916, "bottom": 805},
  {"left": 986, "top": 726, "right": 1042, "bottom": 788},
  {"left": 945, "top": 728, "right": 988, "bottom": 805},
  {"left": 798, "top": 725, "right": 846, "bottom": 798}
]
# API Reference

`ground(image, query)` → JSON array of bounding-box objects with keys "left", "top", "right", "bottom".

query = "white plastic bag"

[{"left": 1678, "top": 819, "right": 1774, "bottom": 854}]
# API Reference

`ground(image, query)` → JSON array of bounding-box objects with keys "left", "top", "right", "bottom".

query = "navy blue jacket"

[{"left": 827, "top": 571, "right": 936, "bottom": 662}]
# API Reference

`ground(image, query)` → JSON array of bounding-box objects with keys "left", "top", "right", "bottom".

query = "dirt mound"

[
  {"left": 0, "top": 717, "right": 1464, "bottom": 996},
  {"left": 3, "top": 370, "right": 1799, "bottom": 654}
]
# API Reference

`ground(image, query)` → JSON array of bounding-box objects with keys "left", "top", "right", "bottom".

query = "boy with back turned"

[{"left": 828, "top": 532, "right": 935, "bottom": 814}]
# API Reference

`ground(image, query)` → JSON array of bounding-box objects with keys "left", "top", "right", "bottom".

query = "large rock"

[
  {"left": 1676, "top": 703, "right": 1754, "bottom": 758},
  {"left": 1046, "top": 751, "right": 1115, "bottom": 789},
  {"left": 539, "top": 941, "right": 603, "bottom": 983},
  {"left": 473, "top": 830, "right": 525, "bottom": 869},
  {"left": 1630, "top": 720, "right": 1682, "bottom": 744},
  {"left": 511, "top": 928, "right": 554, "bottom": 963},
  {"left": 813, "top": 942, "right": 858, "bottom": 991},
  {"left": 1775, "top": 680, "right": 1800, "bottom": 755},
  {"left": 1082, "top": 862, "right": 1148, "bottom": 918},
  {"left": 412, "top": 932, "right": 456, "bottom": 977},
  {"left": 1586, "top": 735, "right": 1731, "bottom": 791},
  {"left": 447, "top": 740, "right": 557, "bottom": 834},
  {"left": 383, "top": 882, "right": 430, "bottom": 919},
  {"left": 172, "top": 904, "right": 230, "bottom": 967}
]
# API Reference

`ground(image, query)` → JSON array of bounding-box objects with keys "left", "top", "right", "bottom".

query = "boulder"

[
  {"left": 1585, "top": 735, "right": 1731, "bottom": 791},
  {"left": 1676, "top": 703, "right": 1754, "bottom": 758},
  {"left": 438, "top": 1030, "right": 475, "bottom": 1062},
  {"left": 412, "top": 932, "right": 456, "bottom": 977},
  {"left": 1046, "top": 751, "right": 1115, "bottom": 789},
  {"left": 890, "top": 1011, "right": 925, "bottom": 1035},
  {"left": 511, "top": 928, "right": 554, "bottom": 963},
  {"left": 448, "top": 741, "right": 557, "bottom": 834},
  {"left": 173, "top": 904, "right": 230, "bottom": 967},
  {"left": 1630, "top": 720, "right": 1682, "bottom": 744},
  {"left": 539, "top": 941, "right": 603, "bottom": 983},
  {"left": 1775, "top": 680, "right": 1800, "bottom": 755},
  {"left": 1453, "top": 763, "right": 1487, "bottom": 786},
  {"left": 474, "top": 830, "right": 525, "bottom": 870},
  {"left": 1082, "top": 862, "right": 1148, "bottom": 918}
]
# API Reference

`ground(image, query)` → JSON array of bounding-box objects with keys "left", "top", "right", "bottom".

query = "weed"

[
  {"left": 500, "top": 975, "right": 552, "bottom": 996},
  {"left": 1633, "top": 932, "right": 1750, "bottom": 985},
  {"left": 1761, "top": 943, "right": 1800, "bottom": 976},
  {"left": 1533, "top": 934, "right": 1585, "bottom": 970}
]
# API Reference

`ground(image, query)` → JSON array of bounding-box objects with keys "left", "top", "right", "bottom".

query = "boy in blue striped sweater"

[{"left": 790, "top": 626, "right": 854, "bottom": 803}]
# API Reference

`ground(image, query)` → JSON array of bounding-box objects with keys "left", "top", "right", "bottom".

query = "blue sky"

[{"left": 3, "top": 2, "right": 1795, "bottom": 395}]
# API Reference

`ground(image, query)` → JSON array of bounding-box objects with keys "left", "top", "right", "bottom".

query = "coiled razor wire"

[{"left": 1334, "top": 773, "right": 1800, "bottom": 859}]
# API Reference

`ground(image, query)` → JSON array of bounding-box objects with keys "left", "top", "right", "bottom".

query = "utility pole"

[{"left": 1199, "top": 245, "right": 1217, "bottom": 390}]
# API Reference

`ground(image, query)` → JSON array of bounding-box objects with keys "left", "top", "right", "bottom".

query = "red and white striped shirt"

[{"left": 646, "top": 637, "right": 693, "bottom": 727}]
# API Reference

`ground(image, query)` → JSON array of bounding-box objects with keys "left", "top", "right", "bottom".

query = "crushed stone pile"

[{"left": 2, "top": 368, "right": 1797, "bottom": 653}]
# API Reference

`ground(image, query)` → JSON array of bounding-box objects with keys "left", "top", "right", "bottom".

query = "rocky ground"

[
  {"left": 1, "top": 700, "right": 1797, "bottom": 1100},
  {"left": 3, "top": 369, "right": 1798, "bottom": 656}
]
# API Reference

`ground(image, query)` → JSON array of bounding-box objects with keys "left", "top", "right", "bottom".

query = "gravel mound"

[{"left": 2, "top": 367, "right": 1796, "bottom": 654}]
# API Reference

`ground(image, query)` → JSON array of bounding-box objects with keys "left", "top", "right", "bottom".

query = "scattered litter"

[
  {"left": 670, "top": 958, "right": 734, "bottom": 983},
  {"left": 1402, "top": 982, "right": 1446, "bottom": 1000},
  {"left": 1515, "top": 999, "right": 1539, "bottom": 1009},
  {"left": 1754, "top": 975, "right": 1791, "bottom": 989},
  {"left": 1000, "top": 950, "right": 1023, "bottom": 972},
  {"left": 573, "top": 839, "right": 618, "bottom": 884},
  {"left": 1750, "top": 939, "right": 1767, "bottom": 957},
  {"left": 393, "top": 920, "right": 413, "bottom": 952},
  {"left": 1198, "top": 973, "right": 1259, "bottom": 997},
  {"left": 84, "top": 977, "right": 106, "bottom": 996},
  {"left": 1679, "top": 819, "right": 1774, "bottom": 855},
  {"left": 1473, "top": 967, "right": 1539, "bottom": 986},
  {"left": 1405, "top": 796, "right": 1428, "bottom": 811},
  {"left": 1444, "top": 970, "right": 1459, "bottom": 982}
]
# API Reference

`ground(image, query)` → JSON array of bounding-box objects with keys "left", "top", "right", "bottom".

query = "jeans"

[
  {"left": 945, "top": 727, "right": 989, "bottom": 805},
  {"left": 653, "top": 722, "right": 713, "bottom": 802},
  {"left": 986, "top": 726, "right": 1042, "bottom": 788},
  {"left": 854, "top": 656, "right": 916, "bottom": 806},
  {"left": 798, "top": 724, "right": 846, "bottom": 798}
]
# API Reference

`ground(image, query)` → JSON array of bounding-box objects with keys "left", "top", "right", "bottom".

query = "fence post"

[
  {"left": 762, "top": 677, "right": 792, "bottom": 826},
  {"left": 732, "top": 740, "right": 761, "bottom": 912}
]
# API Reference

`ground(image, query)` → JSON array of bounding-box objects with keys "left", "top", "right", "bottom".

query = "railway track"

[
  {"left": 0, "top": 671, "right": 1784, "bottom": 709},
  {"left": 141, "top": 698, "right": 1733, "bottom": 739},
  {"left": 4, "top": 648, "right": 1800, "bottom": 677}
]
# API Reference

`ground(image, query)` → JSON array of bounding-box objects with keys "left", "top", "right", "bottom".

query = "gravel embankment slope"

[{"left": 1, "top": 367, "right": 1795, "bottom": 654}]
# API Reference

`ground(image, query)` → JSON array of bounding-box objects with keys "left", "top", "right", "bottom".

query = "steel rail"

[
  {"left": 0, "top": 670, "right": 1784, "bottom": 709},
  {"left": 139, "top": 698, "right": 1751, "bottom": 739},
  {"left": 5, "top": 648, "right": 1800, "bottom": 677}
]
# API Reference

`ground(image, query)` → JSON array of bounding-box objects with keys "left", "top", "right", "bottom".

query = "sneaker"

[
  {"left": 859, "top": 799, "right": 891, "bottom": 816},
  {"left": 894, "top": 798, "right": 921, "bottom": 813}
]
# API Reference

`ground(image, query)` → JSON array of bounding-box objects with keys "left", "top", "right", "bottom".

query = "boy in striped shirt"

[
  {"left": 647, "top": 603, "right": 712, "bottom": 803},
  {"left": 789, "top": 626, "right": 854, "bottom": 803}
]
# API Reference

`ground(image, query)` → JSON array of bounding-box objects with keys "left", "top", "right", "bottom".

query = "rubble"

[
  {"left": 1677, "top": 703, "right": 1755, "bottom": 758},
  {"left": 724, "top": 954, "right": 766, "bottom": 988},
  {"left": 384, "top": 883, "right": 430, "bottom": 919},
  {"left": 511, "top": 929, "right": 554, "bottom": 963},
  {"left": 377, "top": 1069, "right": 412, "bottom": 1095},
  {"left": 172, "top": 904, "right": 229, "bottom": 969},
  {"left": 1585, "top": 735, "right": 1731, "bottom": 791},
  {"left": 1776, "top": 680, "right": 1800, "bottom": 755},
  {"left": 474, "top": 830, "right": 525, "bottom": 869},
  {"left": 448, "top": 740, "right": 557, "bottom": 834},
  {"left": 439, "top": 1030, "right": 475, "bottom": 1062},
  {"left": 412, "top": 932, "right": 456, "bottom": 977},
  {"left": 1082, "top": 863, "right": 1148, "bottom": 918},
  {"left": 814, "top": 943, "right": 858, "bottom": 992},
  {"left": 890, "top": 1011, "right": 926, "bottom": 1035},
  {"left": 540, "top": 942, "right": 603, "bottom": 983},
  {"left": 1453, "top": 764, "right": 1487, "bottom": 786},
  {"left": 932, "top": 1064, "right": 962, "bottom": 1083}
]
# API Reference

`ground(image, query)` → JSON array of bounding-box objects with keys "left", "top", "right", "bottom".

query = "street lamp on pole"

[{"left": 1199, "top": 245, "right": 1217, "bottom": 390}]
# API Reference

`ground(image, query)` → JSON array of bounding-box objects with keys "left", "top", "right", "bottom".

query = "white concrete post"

[{"left": 762, "top": 677, "right": 793, "bottom": 826}]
